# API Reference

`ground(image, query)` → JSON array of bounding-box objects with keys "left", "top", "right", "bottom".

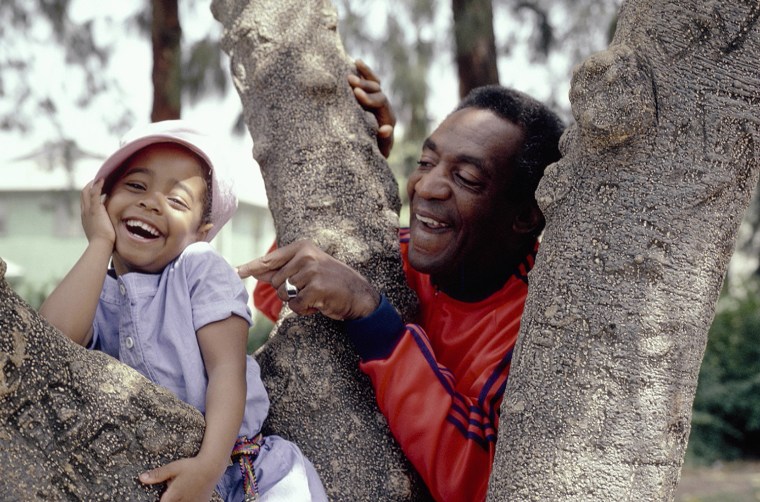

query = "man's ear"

[
  {"left": 197, "top": 223, "right": 214, "bottom": 241},
  {"left": 512, "top": 201, "right": 544, "bottom": 235}
]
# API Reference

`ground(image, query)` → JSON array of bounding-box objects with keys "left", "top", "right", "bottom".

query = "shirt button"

[
  {"left": 119, "top": 283, "right": 126, "bottom": 295},
  {"left": 125, "top": 336, "right": 134, "bottom": 349}
]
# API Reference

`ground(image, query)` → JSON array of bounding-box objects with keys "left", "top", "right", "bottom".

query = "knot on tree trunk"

[{"left": 570, "top": 44, "right": 656, "bottom": 148}]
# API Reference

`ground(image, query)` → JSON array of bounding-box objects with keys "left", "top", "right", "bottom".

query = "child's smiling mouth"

[{"left": 125, "top": 219, "right": 161, "bottom": 240}]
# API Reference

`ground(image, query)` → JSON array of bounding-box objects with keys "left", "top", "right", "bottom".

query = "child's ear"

[{"left": 196, "top": 223, "right": 214, "bottom": 241}]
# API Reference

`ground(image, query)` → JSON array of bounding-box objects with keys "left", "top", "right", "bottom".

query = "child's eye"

[
  {"left": 168, "top": 197, "right": 189, "bottom": 209},
  {"left": 125, "top": 181, "right": 144, "bottom": 190}
]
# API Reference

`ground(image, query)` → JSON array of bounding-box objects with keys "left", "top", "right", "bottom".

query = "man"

[{"left": 238, "top": 62, "right": 565, "bottom": 502}]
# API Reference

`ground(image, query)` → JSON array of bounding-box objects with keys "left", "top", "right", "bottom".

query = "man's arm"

[
  {"left": 244, "top": 240, "right": 510, "bottom": 502},
  {"left": 346, "top": 299, "right": 508, "bottom": 502}
]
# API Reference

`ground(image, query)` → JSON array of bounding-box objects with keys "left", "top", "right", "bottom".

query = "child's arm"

[
  {"left": 139, "top": 314, "right": 249, "bottom": 500},
  {"left": 40, "top": 179, "right": 114, "bottom": 346}
]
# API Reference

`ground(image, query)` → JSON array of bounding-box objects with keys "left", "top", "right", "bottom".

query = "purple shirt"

[
  {"left": 91, "top": 241, "right": 265, "bottom": 436},
  {"left": 91, "top": 242, "right": 327, "bottom": 500}
]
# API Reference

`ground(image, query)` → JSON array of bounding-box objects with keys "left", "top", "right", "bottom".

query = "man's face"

[{"left": 406, "top": 107, "right": 525, "bottom": 279}]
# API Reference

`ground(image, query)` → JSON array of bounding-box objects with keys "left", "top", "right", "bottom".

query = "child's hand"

[
  {"left": 139, "top": 456, "right": 220, "bottom": 502},
  {"left": 80, "top": 179, "right": 115, "bottom": 246}
]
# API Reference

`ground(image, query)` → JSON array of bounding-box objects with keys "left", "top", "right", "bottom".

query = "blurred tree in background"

[{"left": 0, "top": 0, "right": 229, "bottom": 139}]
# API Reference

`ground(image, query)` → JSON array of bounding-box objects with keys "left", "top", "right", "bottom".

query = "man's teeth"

[
  {"left": 416, "top": 214, "right": 448, "bottom": 228},
  {"left": 126, "top": 219, "right": 160, "bottom": 237}
]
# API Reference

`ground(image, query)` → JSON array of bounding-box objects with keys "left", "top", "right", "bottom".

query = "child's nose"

[{"left": 138, "top": 194, "right": 162, "bottom": 213}]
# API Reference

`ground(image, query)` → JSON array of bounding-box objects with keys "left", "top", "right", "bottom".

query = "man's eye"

[
  {"left": 416, "top": 160, "right": 433, "bottom": 169},
  {"left": 456, "top": 173, "right": 480, "bottom": 188}
]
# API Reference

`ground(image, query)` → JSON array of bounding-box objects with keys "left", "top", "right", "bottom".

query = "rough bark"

[
  {"left": 151, "top": 0, "right": 181, "bottom": 121},
  {"left": 490, "top": 1, "right": 760, "bottom": 500},
  {"left": 452, "top": 0, "right": 500, "bottom": 99},
  {"left": 211, "top": 1, "right": 424, "bottom": 500},
  {"left": 0, "top": 259, "right": 218, "bottom": 500}
]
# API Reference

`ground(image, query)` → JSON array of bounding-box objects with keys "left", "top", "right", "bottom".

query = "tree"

[
  {"left": 151, "top": 0, "right": 182, "bottom": 120},
  {"left": 489, "top": 1, "right": 760, "bottom": 499},
  {"left": 453, "top": 0, "right": 499, "bottom": 98},
  {"left": 211, "top": 0, "right": 427, "bottom": 499},
  {"left": 0, "top": 0, "right": 116, "bottom": 134},
  {"left": 213, "top": 0, "right": 760, "bottom": 499},
  {"left": 0, "top": 0, "right": 231, "bottom": 142},
  {"left": 0, "top": 260, "right": 217, "bottom": 500},
  {"left": 4, "top": 0, "right": 756, "bottom": 498}
]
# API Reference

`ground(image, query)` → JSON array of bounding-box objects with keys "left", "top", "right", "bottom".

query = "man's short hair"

[{"left": 455, "top": 86, "right": 564, "bottom": 214}]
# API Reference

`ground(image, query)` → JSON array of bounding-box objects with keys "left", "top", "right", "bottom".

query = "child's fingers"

[{"left": 139, "top": 462, "right": 178, "bottom": 485}]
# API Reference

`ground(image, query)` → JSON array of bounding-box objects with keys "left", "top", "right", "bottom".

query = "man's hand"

[
  {"left": 139, "top": 456, "right": 220, "bottom": 502},
  {"left": 237, "top": 239, "right": 381, "bottom": 321},
  {"left": 348, "top": 59, "right": 396, "bottom": 158}
]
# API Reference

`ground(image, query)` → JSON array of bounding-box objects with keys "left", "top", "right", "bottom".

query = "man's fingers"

[
  {"left": 353, "top": 87, "right": 385, "bottom": 110},
  {"left": 236, "top": 244, "right": 298, "bottom": 279},
  {"left": 355, "top": 58, "right": 381, "bottom": 83},
  {"left": 378, "top": 125, "right": 394, "bottom": 139},
  {"left": 236, "top": 258, "right": 271, "bottom": 279}
]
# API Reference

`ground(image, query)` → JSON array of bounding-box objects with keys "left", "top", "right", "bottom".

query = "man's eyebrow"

[
  {"left": 456, "top": 154, "right": 486, "bottom": 171},
  {"left": 422, "top": 137, "right": 437, "bottom": 152},
  {"left": 422, "top": 137, "right": 487, "bottom": 173}
]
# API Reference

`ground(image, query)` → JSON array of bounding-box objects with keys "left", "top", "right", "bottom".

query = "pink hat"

[{"left": 94, "top": 119, "right": 237, "bottom": 242}]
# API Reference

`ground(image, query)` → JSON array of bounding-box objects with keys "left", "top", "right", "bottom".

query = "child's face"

[{"left": 105, "top": 143, "right": 213, "bottom": 275}]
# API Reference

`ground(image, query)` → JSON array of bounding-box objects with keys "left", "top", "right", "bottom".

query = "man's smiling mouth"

[
  {"left": 125, "top": 219, "right": 161, "bottom": 239},
  {"left": 416, "top": 214, "right": 450, "bottom": 230}
]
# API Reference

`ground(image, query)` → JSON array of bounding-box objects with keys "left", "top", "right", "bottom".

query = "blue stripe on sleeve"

[{"left": 345, "top": 295, "right": 406, "bottom": 361}]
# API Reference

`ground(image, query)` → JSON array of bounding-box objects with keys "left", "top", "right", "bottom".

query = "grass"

[{"left": 676, "top": 461, "right": 760, "bottom": 502}]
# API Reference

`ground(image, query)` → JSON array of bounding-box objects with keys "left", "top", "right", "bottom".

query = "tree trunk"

[
  {"left": 452, "top": 0, "right": 499, "bottom": 99},
  {"left": 151, "top": 0, "right": 181, "bottom": 121},
  {"left": 490, "top": 1, "right": 760, "bottom": 500},
  {"left": 211, "top": 1, "right": 425, "bottom": 500},
  {"left": 0, "top": 259, "right": 218, "bottom": 500}
]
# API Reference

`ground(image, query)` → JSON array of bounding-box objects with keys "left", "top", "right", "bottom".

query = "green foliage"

[
  {"left": 9, "top": 278, "right": 54, "bottom": 311},
  {"left": 248, "top": 311, "right": 274, "bottom": 354},
  {"left": 183, "top": 36, "right": 228, "bottom": 104},
  {"left": 686, "top": 280, "right": 760, "bottom": 465}
]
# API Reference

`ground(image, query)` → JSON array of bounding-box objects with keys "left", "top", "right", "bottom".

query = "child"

[{"left": 40, "top": 120, "right": 327, "bottom": 502}]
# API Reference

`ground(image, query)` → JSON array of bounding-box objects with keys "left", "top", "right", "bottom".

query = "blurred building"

[{"left": 0, "top": 140, "right": 274, "bottom": 308}]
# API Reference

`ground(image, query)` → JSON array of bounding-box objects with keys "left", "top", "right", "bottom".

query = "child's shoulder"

[
  {"left": 173, "top": 242, "right": 231, "bottom": 275},
  {"left": 182, "top": 241, "right": 218, "bottom": 257}
]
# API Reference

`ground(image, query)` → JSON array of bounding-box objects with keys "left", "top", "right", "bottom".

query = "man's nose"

[{"left": 414, "top": 166, "right": 451, "bottom": 200}]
